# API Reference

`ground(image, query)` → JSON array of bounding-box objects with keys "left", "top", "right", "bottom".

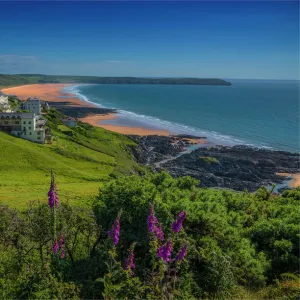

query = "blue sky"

[{"left": 0, "top": 1, "right": 299, "bottom": 79}]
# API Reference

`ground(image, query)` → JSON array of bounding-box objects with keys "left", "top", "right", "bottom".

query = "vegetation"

[
  {"left": 0, "top": 74, "right": 231, "bottom": 88},
  {"left": 1, "top": 172, "right": 299, "bottom": 299},
  {"left": 0, "top": 97, "right": 299, "bottom": 298},
  {"left": 199, "top": 156, "right": 220, "bottom": 164},
  {"left": 0, "top": 108, "right": 139, "bottom": 208}
]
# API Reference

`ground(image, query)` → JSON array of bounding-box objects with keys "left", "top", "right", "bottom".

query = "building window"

[
  {"left": 24, "top": 133, "right": 26, "bottom": 135},
  {"left": 37, "top": 132, "right": 41, "bottom": 135},
  {"left": 4, "top": 121, "right": 8, "bottom": 124},
  {"left": 37, "top": 137, "right": 41, "bottom": 140},
  {"left": 23, "top": 121, "right": 26, "bottom": 124},
  {"left": 29, "top": 121, "right": 31, "bottom": 124},
  {"left": 29, "top": 127, "right": 31, "bottom": 129},
  {"left": 15, "top": 121, "right": 19, "bottom": 124}
]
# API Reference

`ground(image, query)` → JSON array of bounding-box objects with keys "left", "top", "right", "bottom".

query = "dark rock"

[
  {"left": 47, "top": 101, "right": 116, "bottom": 118},
  {"left": 131, "top": 136, "right": 300, "bottom": 192},
  {"left": 173, "top": 134, "right": 207, "bottom": 139}
]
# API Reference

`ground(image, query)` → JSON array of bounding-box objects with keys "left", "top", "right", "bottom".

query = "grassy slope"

[{"left": 0, "top": 122, "right": 137, "bottom": 209}]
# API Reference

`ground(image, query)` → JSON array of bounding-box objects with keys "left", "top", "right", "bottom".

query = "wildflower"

[
  {"left": 48, "top": 171, "right": 59, "bottom": 208},
  {"left": 108, "top": 215, "right": 120, "bottom": 246},
  {"left": 171, "top": 211, "right": 187, "bottom": 233},
  {"left": 52, "top": 235, "right": 65, "bottom": 258},
  {"left": 124, "top": 248, "right": 135, "bottom": 276},
  {"left": 175, "top": 245, "right": 188, "bottom": 262},
  {"left": 61, "top": 249, "right": 65, "bottom": 259},
  {"left": 147, "top": 204, "right": 158, "bottom": 233},
  {"left": 58, "top": 236, "right": 65, "bottom": 258},
  {"left": 52, "top": 240, "right": 59, "bottom": 254},
  {"left": 154, "top": 223, "right": 164, "bottom": 241},
  {"left": 157, "top": 240, "right": 173, "bottom": 263}
]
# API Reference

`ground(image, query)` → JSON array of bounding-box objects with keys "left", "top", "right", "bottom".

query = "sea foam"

[{"left": 63, "top": 84, "right": 273, "bottom": 149}]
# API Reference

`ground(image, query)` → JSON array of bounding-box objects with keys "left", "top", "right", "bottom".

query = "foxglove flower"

[
  {"left": 108, "top": 215, "right": 120, "bottom": 246},
  {"left": 154, "top": 223, "right": 164, "bottom": 241},
  {"left": 52, "top": 236, "right": 65, "bottom": 258},
  {"left": 48, "top": 172, "right": 59, "bottom": 208},
  {"left": 175, "top": 245, "right": 188, "bottom": 262},
  {"left": 59, "top": 236, "right": 65, "bottom": 258},
  {"left": 61, "top": 249, "right": 65, "bottom": 258},
  {"left": 124, "top": 248, "right": 135, "bottom": 276},
  {"left": 147, "top": 204, "right": 158, "bottom": 233},
  {"left": 172, "top": 211, "right": 187, "bottom": 233},
  {"left": 157, "top": 240, "right": 173, "bottom": 263},
  {"left": 52, "top": 240, "right": 59, "bottom": 254}
]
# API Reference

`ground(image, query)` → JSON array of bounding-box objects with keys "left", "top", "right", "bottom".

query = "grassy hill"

[{"left": 0, "top": 111, "right": 138, "bottom": 208}]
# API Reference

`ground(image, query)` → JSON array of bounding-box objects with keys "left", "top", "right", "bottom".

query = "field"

[{"left": 0, "top": 115, "right": 138, "bottom": 209}]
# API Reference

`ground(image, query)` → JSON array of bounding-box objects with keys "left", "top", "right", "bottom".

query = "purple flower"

[
  {"left": 148, "top": 204, "right": 164, "bottom": 240},
  {"left": 175, "top": 245, "right": 188, "bottom": 262},
  {"left": 172, "top": 211, "right": 187, "bottom": 233},
  {"left": 61, "top": 249, "right": 65, "bottom": 258},
  {"left": 48, "top": 172, "right": 59, "bottom": 208},
  {"left": 52, "top": 240, "right": 59, "bottom": 254},
  {"left": 154, "top": 223, "right": 164, "bottom": 241},
  {"left": 52, "top": 236, "right": 65, "bottom": 258},
  {"left": 108, "top": 215, "right": 120, "bottom": 246},
  {"left": 124, "top": 248, "right": 135, "bottom": 276},
  {"left": 147, "top": 204, "right": 158, "bottom": 233},
  {"left": 157, "top": 241, "right": 173, "bottom": 263}
]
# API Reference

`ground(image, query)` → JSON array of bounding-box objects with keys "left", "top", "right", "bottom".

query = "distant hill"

[{"left": 0, "top": 74, "right": 231, "bottom": 88}]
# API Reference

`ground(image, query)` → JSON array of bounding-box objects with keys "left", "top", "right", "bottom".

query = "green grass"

[
  {"left": 0, "top": 123, "right": 138, "bottom": 209},
  {"left": 199, "top": 156, "right": 220, "bottom": 164}
]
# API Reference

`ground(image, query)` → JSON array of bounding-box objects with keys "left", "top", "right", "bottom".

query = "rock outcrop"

[{"left": 130, "top": 135, "right": 300, "bottom": 192}]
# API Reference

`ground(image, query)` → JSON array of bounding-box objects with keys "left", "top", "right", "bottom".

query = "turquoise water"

[{"left": 65, "top": 80, "right": 299, "bottom": 152}]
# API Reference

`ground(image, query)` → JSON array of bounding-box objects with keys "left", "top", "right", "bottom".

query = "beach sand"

[
  {"left": 2, "top": 84, "right": 89, "bottom": 107},
  {"left": 276, "top": 173, "right": 300, "bottom": 188},
  {"left": 80, "top": 113, "right": 170, "bottom": 135},
  {"left": 1, "top": 84, "right": 170, "bottom": 136}
]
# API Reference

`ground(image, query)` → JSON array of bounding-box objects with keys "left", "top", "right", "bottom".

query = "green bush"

[{"left": 1, "top": 172, "right": 299, "bottom": 299}]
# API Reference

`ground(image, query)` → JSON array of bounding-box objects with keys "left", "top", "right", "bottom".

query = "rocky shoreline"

[
  {"left": 129, "top": 135, "right": 300, "bottom": 192},
  {"left": 47, "top": 101, "right": 116, "bottom": 118}
]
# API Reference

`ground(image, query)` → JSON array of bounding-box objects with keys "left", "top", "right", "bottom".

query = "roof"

[
  {"left": 0, "top": 112, "right": 36, "bottom": 119},
  {"left": 26, "top": 98, "right": 41, "bottom": 103},
  {"left": 36, "top": 118, "right": 47, "bottom": 125}
]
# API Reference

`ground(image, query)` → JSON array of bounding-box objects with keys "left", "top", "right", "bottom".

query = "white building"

[
  {"left": 0, "top": 112, "right": 46, "bottom": 143},
  {"left": 0, "top": 92, "right": 11, "bottom": 112},
  {"left": 22, "top": 98, "right": 42, "bottom": 114}
]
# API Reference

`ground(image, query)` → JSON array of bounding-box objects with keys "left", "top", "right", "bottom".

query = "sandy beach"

[
  {"left": 276, "top": 173, "right": 300, "bottom": 188},
  {"left": 1, "top": 84, "right": 170, "bottom": 136}
]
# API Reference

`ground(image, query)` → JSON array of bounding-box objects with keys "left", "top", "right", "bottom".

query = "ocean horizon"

[{"left": 64, "top": 79, "right": 299, "bottom": 153}]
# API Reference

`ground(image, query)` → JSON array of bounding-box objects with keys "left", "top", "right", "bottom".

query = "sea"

[{"left": 64, "top": 79, "right": 299, "bottom": 153}]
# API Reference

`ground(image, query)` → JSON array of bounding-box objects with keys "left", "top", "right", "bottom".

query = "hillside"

[
  {"left": 0, "top": 110, "right": 138, "bottom": 208},
  {"left": 0, "top": 74, "right": 232, "bottom": 88}
]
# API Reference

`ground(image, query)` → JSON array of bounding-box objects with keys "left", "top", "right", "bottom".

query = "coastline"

[
  {"left": 276, "top": 173, "right": 300, "bottom": 188},
  {"left": 1, "top": 84, "right": 170, "bottom": 136},
  {"left": 1, "top": 83, "right": 299, "bottom": 192}
]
